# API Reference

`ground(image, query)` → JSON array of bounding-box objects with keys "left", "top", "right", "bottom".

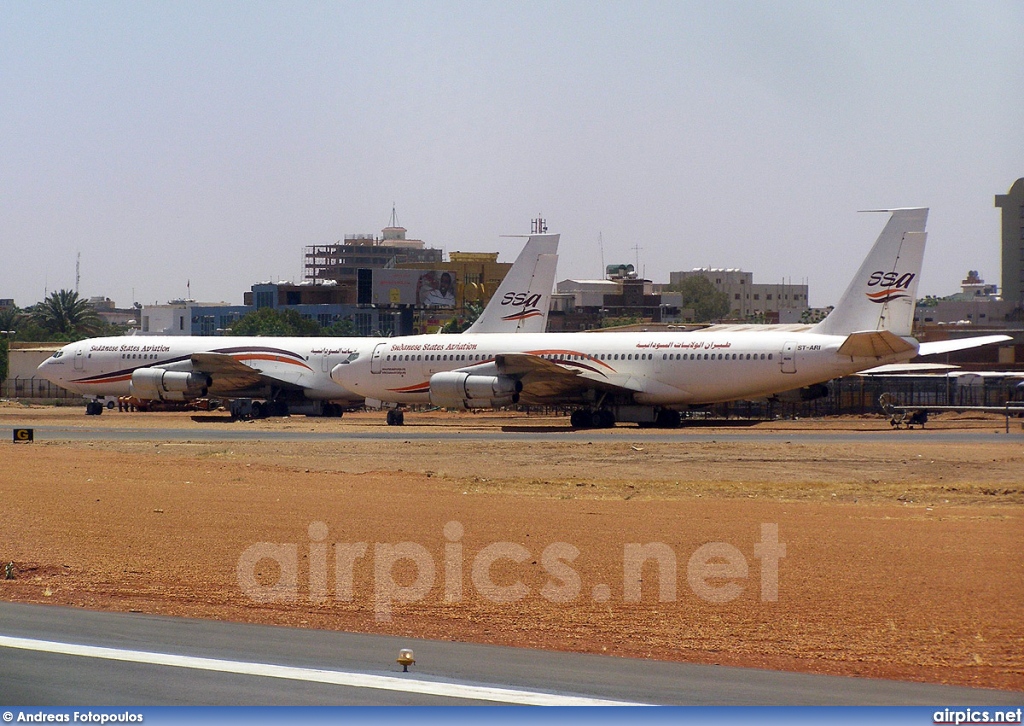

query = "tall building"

[
  {"left": 994, "top": 177, "right": 1024, "bottom": 306},
  {"left": 303, "top": 225, "right": 443, "bottom": 284}
]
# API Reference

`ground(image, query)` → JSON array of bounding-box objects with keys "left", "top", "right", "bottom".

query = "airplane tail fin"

[
  {"left": 465, "top": 233, "right": 559, "bottom": 334},
  {"left": 811, "top": 208, "right": 928, "bottom": 337}
]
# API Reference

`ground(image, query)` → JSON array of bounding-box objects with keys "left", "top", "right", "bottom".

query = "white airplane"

[
  {"left": 332, "top": 208, "right": 1011, "bottom": 427},
  {"left": 36, "top": 234, "right": 560, "bottom": 417}
]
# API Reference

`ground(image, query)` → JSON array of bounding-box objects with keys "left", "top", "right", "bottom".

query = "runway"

[
  {"left": 5, "top": 423, "right": 1020, "bottom": 444},
  {"left": 1, "top": 602, "right": 1020, "bottom": 706}
]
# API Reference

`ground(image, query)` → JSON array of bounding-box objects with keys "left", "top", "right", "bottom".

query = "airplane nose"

[
  {"left": 37, "top": 353, "right": 61, "bottom": 382},
  {"left": 330, "top": 363, "right": 360, "bottom": 394}
]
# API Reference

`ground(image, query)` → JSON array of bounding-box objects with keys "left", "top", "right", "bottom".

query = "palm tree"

[
  {"left": 0, "top": 305, "right": 23, "bottom": 334},
  {"left": 32, "top": 289, "right": 101, "bottom": 337}
]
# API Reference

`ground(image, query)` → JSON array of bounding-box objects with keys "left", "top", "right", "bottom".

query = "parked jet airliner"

[
  {"left": 36, "top": 234, "right": 559, "bottom": 417},
  {"left": 330, "top": 209, "right": 1010, "bottom": 427}
]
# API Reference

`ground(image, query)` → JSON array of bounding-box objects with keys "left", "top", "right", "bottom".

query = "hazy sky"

[{"left": 3, "top": 1, "right": 1022, "bottom": 310}]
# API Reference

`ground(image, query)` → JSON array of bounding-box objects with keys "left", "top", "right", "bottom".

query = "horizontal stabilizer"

[
  {"left": 836, "top": 330, "right": 917, "bottom": 359},
  {"left": 858, "top": 362, "right": 959, "bottom": 374},
  {"left": 917, "top": 335, "right": 1012, "bottom": 357}
]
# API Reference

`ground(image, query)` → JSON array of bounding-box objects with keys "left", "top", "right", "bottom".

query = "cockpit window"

[
  {"left": 50, "top": 351, "right": 64, "bottom": 359},
  {"left": 338, "top": 351, "right": 360, "bottom": 364}
]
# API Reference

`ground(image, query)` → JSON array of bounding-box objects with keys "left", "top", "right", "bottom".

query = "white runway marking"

[{"left": 0, "top": 634, "right": 642, "bottom": 706}]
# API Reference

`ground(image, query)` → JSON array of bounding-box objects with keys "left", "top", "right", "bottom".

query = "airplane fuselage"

[
  {"left": 38, "top": 335, "right": 373, "bottom": 403},
  {"left": 335, "top": 329, "right": 918, "bottom": 407}
]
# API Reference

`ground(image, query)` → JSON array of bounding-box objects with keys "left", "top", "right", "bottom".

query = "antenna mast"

[{"left": 75, "top": 252, "right": 80, "bottom": 294}]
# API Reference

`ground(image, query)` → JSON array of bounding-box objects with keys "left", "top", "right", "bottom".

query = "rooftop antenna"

[
  {"left": 631, "top": 243, "right": 643, "bottom": 273},
  {"left": 598, "top": 231, "right": 605, "bottom": 279},
  {"left": 389, "top": 202, "right": 399, "bottom": 228},
  {"left": 531, "top": 215, "right": 547, "bottom": 234},
  {"left": 75, "top": 252, "right": 80, "bottom": 294}
]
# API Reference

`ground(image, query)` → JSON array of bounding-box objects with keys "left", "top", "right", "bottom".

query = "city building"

[
  {"left": 242, "top": 281, "right": 406, "bottom": 336},
  {"left": 994, "top": 177, "right": 1024, "bottom": 307},
  {"left": 394, "top": 251, "right": 512, "bottom": 333},
  {"left": 914, "top": 271, "right": 1017, "bottom": 327},
  {"left": 86, "top": 296, "right": 139, "bottom": 327},
  {"left": 666, "top": 268, "right": 809, "bottom": 323},
  {"left": 140, "top": 300, "right": 249, "bottom": 336},
  {"left": 303, "top": 225, "right": 443, "bottom": 285},
  {"left": 553, "top": 272, "right": 680, "bottom": 331}
]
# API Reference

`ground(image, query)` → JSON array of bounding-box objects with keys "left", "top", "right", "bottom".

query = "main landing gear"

[
  {"left": 386, "top": 409, "right": 405, "bottom": 426},
  {"left": 570, "top": 409, "right": 616, "bottom": 429},
  {"left": 570, "top": 407, "right": 683, "bottom": 429}
]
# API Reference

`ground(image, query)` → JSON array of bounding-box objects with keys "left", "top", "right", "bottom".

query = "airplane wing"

[
  {"left": 916, "top": 335, "right": 1012, "bottom": 357},
  {"left": 190, "top": 352, "right": 304, "bottom": 394},
  {"left": 493, "top": 353, "right": 641, "bottom": 402}
]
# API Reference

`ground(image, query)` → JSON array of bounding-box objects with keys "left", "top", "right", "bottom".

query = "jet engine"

[
  {"left": 130, "top": 368, "right": 211, "bottom": 401},
  {"left": 429, "top": 371, "right": 522, "bottom": 410}
]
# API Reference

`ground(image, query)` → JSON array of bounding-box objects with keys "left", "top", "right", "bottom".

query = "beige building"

[
  {"left": 995, "top": 177, "right": 1024, "bottom": 306},
  {"left": 667, "top": 268, "right": 809, "bottom": 322},
  {"left": 1, "top": 342, "right": 70, "bottom": 399}
]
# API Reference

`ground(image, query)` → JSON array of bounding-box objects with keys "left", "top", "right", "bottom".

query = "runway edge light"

[{"left": 397, "top": 648, "right": 415, "bottom": 672}]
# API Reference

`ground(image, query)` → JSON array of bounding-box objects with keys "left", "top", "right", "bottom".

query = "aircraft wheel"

[
  {"left": 655, "top": 409, "right": 681, "bottom": 428},
  {"left": 597, "top": 409, "right": 616, "bottom": 428},
  {"left": 386, "top": 409, "right": 405, "bottom": 426},
  {"left": 250, "top": 401, "right": 265, "bottom": 419},
  {"left": 85, "top": 401, "right": 102, "bottom": 416},
  {"left": 570, "top": 410, "right": 590, "bottom": 428},
  {"left": 324, "top": 403, "right": 344, "bottom": 418}
]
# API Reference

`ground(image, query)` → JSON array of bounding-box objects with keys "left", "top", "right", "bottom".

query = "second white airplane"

[{"left": 332, "top": 208, "right": 1010, "bottom": 427}]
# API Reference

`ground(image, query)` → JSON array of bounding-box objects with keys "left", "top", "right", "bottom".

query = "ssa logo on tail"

[
  {"left": 500, "top": 292, "right": 544, "bottom": 321},
  {"left": 865, "top": 271, "right": 916, "bottom": 304}
]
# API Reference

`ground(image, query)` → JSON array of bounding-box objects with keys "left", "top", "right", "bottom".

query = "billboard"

[{"left": 371, "top": 269, "right": 457, "bottom": 308}]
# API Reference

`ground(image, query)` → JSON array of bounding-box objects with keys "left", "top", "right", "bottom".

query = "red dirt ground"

[{"left": 1, "top": 405, "right": 1022, "bottom": 691}]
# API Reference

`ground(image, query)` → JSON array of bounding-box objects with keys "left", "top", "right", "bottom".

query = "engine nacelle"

[
  {"left": 130, "top": 368, "right": 210, "bottom": 401},
  {"left": 429, "top": 371, "right": 522, "bottom": 410}
]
